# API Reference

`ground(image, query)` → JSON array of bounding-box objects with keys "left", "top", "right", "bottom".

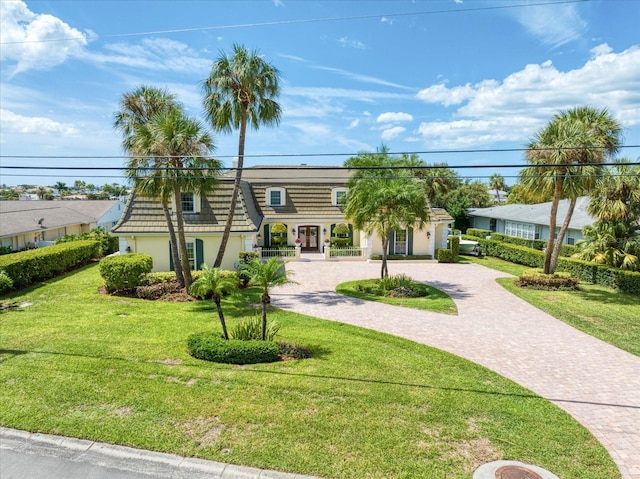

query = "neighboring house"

[
  {"left": 112, "top": 166, "right": 453, "bottom": 272},
  {"left": 468, "top": 196, "right": 593, "bottom": 245},
  {"left": 0, "top": 200, "right": 126, "bottom": 251},
  {"left": 487, "top": 188, "right": 508, "bottom": 204}
]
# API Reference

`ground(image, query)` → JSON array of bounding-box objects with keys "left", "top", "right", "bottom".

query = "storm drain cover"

[{"left": 495, "top": 465, "right": 543, "bottom": 479}]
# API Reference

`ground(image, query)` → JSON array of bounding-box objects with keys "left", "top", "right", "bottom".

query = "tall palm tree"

[
  {"left": 189, "top": 264, "right": 238, "bottom": 340},
  {"left": 520, "top": 106, "right": 622, "bottom": 274},
  {"left": 134, "top": 106, "right": 220, "bottom": 288},
  {"left": 244, "top": 257, "right": 293, "bottom": 340},
  {"left": 202, "top": 44, "right": 281, "bottom": 268},
  {"left": 489, "top": 173, "right": 506, "bottom": 203},
  {"left": 587, "top": 159, "right": 640, "bottom": 224},
  {"left": 344, "top": 149, "right": 429, "bottom": 279},
  {"left": 114, "top": 86, "right": 186, "bottom": 287}
]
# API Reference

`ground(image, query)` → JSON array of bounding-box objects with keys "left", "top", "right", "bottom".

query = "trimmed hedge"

[
  {"left": 99, "top": 253, "right": 153, "bottom": 292},
  {"left": 437, "top": 248, "right": 455, "bottom": 263},
  {"left": 0, "top": 240, "right": 101, "bottom": 288},
  {"left": 466, "top": 228, "right": 492, "bottom": 239},
  {"left": 449, "top": 236, "right": 460, "bottom": 259},
  {"left": 0, "top": 271, "right": 13, "bottom": 295},
  {"left": 187, "top": 331, "right": 280, "bottom": 364},
  {"left": 464, "top": 236, "right": 640, "bottom": 295},
  {"left": 518, "top": 269, "right": 579, "bottom": 290},
  {"left": 370, "top": 254, "right": 432, "bottom": 260}
]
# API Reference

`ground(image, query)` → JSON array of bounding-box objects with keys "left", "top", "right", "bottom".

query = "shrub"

[
  {"left": 229, "top": 314, "right": 280, "bottom": 341},
  {"left": 466, "top": 228, "right": 492, "bottom": 239},
  {"left": 0, "top": 271, "right": 13, "bottom": 295},
  {"left": 0, "top": 240, "right": 101, "bottom": 288},
  {"left": 56, "top": 228, "right": 119, "bottom": 256},
  {"left": 0, "top": 246, "right": 13, "bottom": 256},
  {"left": 237, "top": 251, "right": 259, "bottom": 287},
  {"left": 449, "top": 235, "right": 460, "bottom": 260},
  {"left": 369, "top": 254, "right": 432, "bottom": 260},
  {"left": 187, "top": 332, "right": 280, "bottom": 364},
  {"left": 99, "top": 253, "right": 153, "bottom": 292},
  {"left": 277, "top": 342, "right": 312, "bottom": 360},
  {"left": 517, "top": 268, "right": 579, "bottom": 290},
  {"left": 437, "top": 248, "right": 455, "bottom": 263},
  {"left": 135, "top": 281, "right": 183, "bottom": 300},
  {"left": 356, "top": 274, "right": 428, "bottom": 298}
]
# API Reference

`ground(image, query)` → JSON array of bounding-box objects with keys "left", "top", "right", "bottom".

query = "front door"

[{"left": 298, "top": 225, "right": 319, "bottom": 251}]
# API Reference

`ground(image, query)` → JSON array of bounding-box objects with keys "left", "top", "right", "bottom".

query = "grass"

[
  {"left": 0, "top": 264, "right": 619, "bottom": 479},
  {"left": 464, "top": 255, "right": 640, "bottom": 357},
  {"left": 335, "top": 279, "right": 457, "bottom": 315}
]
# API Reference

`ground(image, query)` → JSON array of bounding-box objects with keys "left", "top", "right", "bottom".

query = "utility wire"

[{"left": 0, "top": 0, "right": 591, "bottom": 45}]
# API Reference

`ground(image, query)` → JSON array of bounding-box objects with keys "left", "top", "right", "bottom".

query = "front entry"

[{"left": 298, "top": 225, "right": 319, "bottom": 251}]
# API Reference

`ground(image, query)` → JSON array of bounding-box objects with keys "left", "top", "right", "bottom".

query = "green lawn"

[
  {"left": 0, "top": 264, "right": 618, "bottom": 479},
  {"left": 335, "top": 279, "right": 457, "bottom": 314},
  {"left": 464, "top": 256, "right": 640, "bottom": 357}
]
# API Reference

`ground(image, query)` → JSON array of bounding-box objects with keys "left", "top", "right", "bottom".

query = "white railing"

[
  {"left": 261, "top": 247, "right": 296, "bottom": 258},
  {"left": 328, "top": 246, "right": 364, "bottom": 258}
]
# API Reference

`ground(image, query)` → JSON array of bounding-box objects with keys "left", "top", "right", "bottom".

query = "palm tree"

[
  {"left": 133, "top": 106, "right": 220, "bottom": 289},
  {"left": 114, "top": 85, "right": 186, "bottom": 287},
  {"left": 202, "top": 44, "right": 281, "bottom": 268},
  {"left": 189, "top": 264, "right": 238, "bottom": 340},
  {"left": 520, "top": 106, "right": 622, "bottom": 274},
  {"left": 489, "top": 173, "right": 506, "bottom": 203},
  {"left": 587, "top": 159, "right": 640, "bottom": 224},
  {"left": 244, "top": 257, "right": 293, "bottom": 340},
  {"left": 344, "top": 148, "right": 429, "bottom": 279},
  {"left": 573, "top": 222, "right": 639, "bottom": 271}
]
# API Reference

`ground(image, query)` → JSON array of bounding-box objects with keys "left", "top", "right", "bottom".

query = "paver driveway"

[{"left": 271, "top": 260, "right": 640, "bottom": 479}]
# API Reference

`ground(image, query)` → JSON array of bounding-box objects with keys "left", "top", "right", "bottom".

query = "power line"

[{"left": 0, "top": 0, "right": 591, "bottom": 45}]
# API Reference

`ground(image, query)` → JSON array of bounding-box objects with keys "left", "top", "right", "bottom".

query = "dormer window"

[
  {"left": 332, "top": 188, "right": 348, "bottom": 206},
  {"left": 266, "top": 187, "right": 285, "bottom": 207},
  {"left": 181, "top": 193, "right": 195, "bottom": 213}
]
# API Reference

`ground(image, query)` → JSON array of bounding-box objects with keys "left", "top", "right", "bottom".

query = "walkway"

[{"left": 271, "top": 261, "right": 640, "bottom": 479}]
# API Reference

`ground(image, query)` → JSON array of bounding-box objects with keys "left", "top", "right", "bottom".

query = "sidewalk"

[
  {"left": 272, "top": 260, "right": 640, "bottom": 479},
  {"left": 0, "top": 427, "right": 322, "bottom": 479}
]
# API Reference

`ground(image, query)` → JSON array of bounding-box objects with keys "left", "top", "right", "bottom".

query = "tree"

[
  {"left": 244, "top": 258, "right": 293, "bottom": 340},
  {"left": 505, "top": 184, "right": 552, "bottom": 204},
  {"left": 344, "top": 147, "right": 430, "bottom": 279},
  {"left": 53, "top": 182, "right": 69, "bottom": 194},
  {"left": 442, "top": 181, "right": 493, "bottom": 232},
  {"left": 114, "top": 85, "right": 186, "bottom": 287},
  {"left": 489, "top": 173, "right": 506, "bottom": 203},
  {"left": 572, "top": 222, "right": 639, "bottom": 271},
  {"left": 189, "top": 264, "right": 238, "bottom": 340},
  {"left": 131, "top": 105, "right": 221, "bottom": 289},
  {"left": 202, "top": 44, "right": 281, "bottom": 268},
  {"left": 519, "top": 106, "right": 622, "bottom": 274}
]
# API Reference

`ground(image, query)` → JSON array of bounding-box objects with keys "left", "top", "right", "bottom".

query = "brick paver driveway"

[{"left": 271, "top": 260, "right": 640, "bottom": 479}]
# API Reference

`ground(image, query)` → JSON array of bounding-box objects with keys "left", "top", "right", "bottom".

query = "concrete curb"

[{"left": 0, "top": 427, "right": 323, "bottom": 479}]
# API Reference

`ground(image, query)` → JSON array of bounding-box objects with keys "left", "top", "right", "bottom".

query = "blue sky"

[{"left": 1, "top": 0, "right": 639, "bottom": 187}]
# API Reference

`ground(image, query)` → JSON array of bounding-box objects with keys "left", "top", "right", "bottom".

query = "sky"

[{"left": 1, "top": 0, "right": 639, "bottom": 187}]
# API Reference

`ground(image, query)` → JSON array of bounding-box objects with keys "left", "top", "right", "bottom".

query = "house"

[
  {"left": 111, "top": 166, "right": 453, "bottom": 272},
  {"left": 0, "top": 200, "right": 126, "bottom": 251},
  {"left": 468, "top": 196, "right": 593, "bottom": 245}
]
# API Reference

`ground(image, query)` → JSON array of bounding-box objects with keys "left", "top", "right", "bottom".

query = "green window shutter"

[
  {"left": 408, "top": 227, "right": 414, "bottom": 255},
  {"left": 348, "top": 224, "right": 354, "bottom": 246},
  {"left": 263, "top": 224, "right": 270, "bottom": 247},
  {"left": 169, "top": 242, "right": 174, "bottom": 271},
  {"left": 330, "top": 224, "right": 335, "bottom": 239},
  {"left": 389, "top": 232, "right": 395, "bottom": 255},
  {"left": 196, "top": 239, "right": 204, "bottom": 270}
]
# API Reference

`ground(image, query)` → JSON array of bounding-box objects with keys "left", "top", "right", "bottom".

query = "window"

[
  {"left": 394, "top": 229, "right": 407, "bottom": 255},
  {"left": 181, "top": 193, "right": 195, "bottom": 213},
  {"left": 186, "top": 241, "right": 195, "bottom": 270},
  {"left": 332, "top": 188, "right": 348, "bottom": 206},
  {"left": 505, "top": 221, "right": 536, "bottom": 240},
  {"left": 489, "top": 218, "right": 497, "bottom": 232},
  {"left": 266, "top": 187, "right": 285, "bottom": 207}
]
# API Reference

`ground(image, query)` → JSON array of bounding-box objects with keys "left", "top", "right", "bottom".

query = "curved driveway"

[{"left": 271, "top": 260, "right": 640, "bottom": 479}]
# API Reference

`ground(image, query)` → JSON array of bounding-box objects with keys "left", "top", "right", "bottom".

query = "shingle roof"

[
  {"left": 251, "top": 183, "right": 346, "bottom": 220},
  {"left": 111, "top": 181, "right": 260, "bottom": 234},
  {"left": 468, "top": 196, "right": 594, "bottom": 230},
  {"left": 0, "top": 200, "right": 121, "bottom": 238}
]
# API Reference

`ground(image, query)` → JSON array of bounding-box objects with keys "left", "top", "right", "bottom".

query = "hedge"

[
  {"left": 99, "top": 253, "right": 153, "bottom": 292},
  {"left": 187, "top": 332, "right": 280, "bottom": 364},
  {"left": 466, "top": 228, "right": 492, "bottom": 239},
  {"left": 0, "top": 240, "right": 101, "bottom": 288},
  {"left": 436, "top": 248, "right": 455, "bottom": 263},
  {"left": 463, "top": 236, "right": 640, "bottom": 295},
  {"left": 449, "top": 236, "right": 460, "bottom": 259},
  {"left": 467, "top": 230, "right": 576, "bottom": 257},
  {"left": 370, "top": 254, "right": 432, "bottom": 261}
]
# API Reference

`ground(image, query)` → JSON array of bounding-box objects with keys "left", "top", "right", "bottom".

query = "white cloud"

[
  {"left": 376, "top": 112, "right": 414, "bottom": 123},
  {"left": 0, "top": 0, "right": 88, "bottom": 74},
  {"left": 273, "top": 0, "right": 285, "bottom": 6},
  {"left": 312, "top": 65, "right": 412, "bottom": 90},
  {"left": 414, "top": 44, "right": 640, "bottom": 148},
  {"left": 338, "top": 36, "right": 365, "bottom": 50},
  {"left": 348, "top": 119, "right": 360, "bottom": 129},
  {"left": 510, "top": 2, "right": 586, "bottom": 48},
  {"left": 0, "top": 109, "right": 78, "bottom": 136},
  {"left": 381, "top": 126, "right": 406, "bottom": 141}
]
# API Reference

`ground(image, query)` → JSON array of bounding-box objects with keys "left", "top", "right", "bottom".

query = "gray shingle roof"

[
  {"left": 0, "top": 200, "right": 121, "bottom": 238},
  {"left": 468, "top": 196, "right": 594, "bottom": 230}
]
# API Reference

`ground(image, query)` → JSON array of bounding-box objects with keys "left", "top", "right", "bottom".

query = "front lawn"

[
  {"left": 465, "top": 256, "right": 640, "bottom": 357},
  {"left": 0, "top": 264, "right": 618, "bottom": 479}
]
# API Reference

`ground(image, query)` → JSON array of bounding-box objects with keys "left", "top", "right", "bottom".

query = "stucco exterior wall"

[{"left": 120, "top": 234, "right": 246, "bottom": 272}]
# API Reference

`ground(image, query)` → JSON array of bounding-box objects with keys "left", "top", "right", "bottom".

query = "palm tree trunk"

[
  {"left": 544, "top": 179, "right": 564, "bottom": 274},
  {"left": 261, "top": 300, "right": 268, "bottom": 341},
  {"left": 162, "top": 201, "right": 185, "bottom": 288},
  {"left": 214, "top": 298, "right": 229, "bottom": 340},
  {"left": 173, "top": 183, "right": 193, "bottom": 288},
  {"left": 549, "top": 197, "right": 576, "bottom": 273},
  {"left": 214, "top": 114, "right": 248, "bottom": 268},
  {"left": 381, "top": 235, "right": 389, "bottom": 279}
]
